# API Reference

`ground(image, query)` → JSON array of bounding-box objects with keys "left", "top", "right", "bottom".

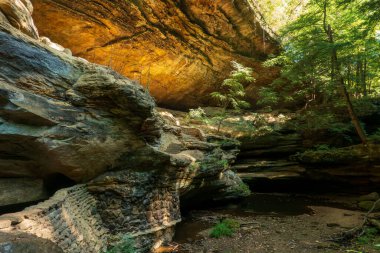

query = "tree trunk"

[
  {"left": 323, "top": 1, "right": 367, "bottom": 145},
  {"left": 362, "top": 57, "right": 367, "bottom": 96}
]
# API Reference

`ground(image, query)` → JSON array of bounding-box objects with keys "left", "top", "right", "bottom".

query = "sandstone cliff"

[
  {"left": 0, "top": 2, "right": 248, "bottom": 252},
  {"left": 31, "top": 0, "right": 279, "bottom": 108}
]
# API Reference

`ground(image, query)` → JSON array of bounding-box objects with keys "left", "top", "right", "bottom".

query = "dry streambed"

[{"left": 169, "top": 193, "right": 380, "bottom": 253}]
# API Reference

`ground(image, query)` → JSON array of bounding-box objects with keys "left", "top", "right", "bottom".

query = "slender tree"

[{"left": 322, "top": 0, "right": 367, "bottom": 144}]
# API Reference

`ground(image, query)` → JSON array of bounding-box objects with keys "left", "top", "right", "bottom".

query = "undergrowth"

[
  {"left": 210, "top": 219, "right": 240, "bottom": 238},
  {"left": 106, "top": 235, "right": 136, "bottom": 253}
]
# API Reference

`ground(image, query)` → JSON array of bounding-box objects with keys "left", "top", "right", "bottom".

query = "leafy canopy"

[{"left": 261, "top": 0, "right": 380, "bottom": 108}]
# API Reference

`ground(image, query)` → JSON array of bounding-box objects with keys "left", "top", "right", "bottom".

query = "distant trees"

[{"left": 261, "top": 0, "right": 380, "bottom": 144}]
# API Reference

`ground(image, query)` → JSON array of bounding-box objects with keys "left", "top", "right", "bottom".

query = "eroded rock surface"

[
  {"left": 0, "top": 0, "right": 38, "bottom": 38},
  {"left": 234, "top": 131, "right": 380, "bottom": 192},
  {"left": 0, "top": 12, "right": 247, "bottom": 252},
  {"left": 0, "top": 21, "right": 157, "bottom": 184},
  {"left": 31, "top": 0, "right": 279, "bottom": 108}
]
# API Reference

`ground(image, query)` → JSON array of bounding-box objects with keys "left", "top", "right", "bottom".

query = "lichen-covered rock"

[
  {"left": 31, "top": 0, "right": 280, "bottom": 108},
  {"left": 358, "top": 200, "right": 380, "bottom": 211},
  {"left": 292, "top": 144, "right": 380, "bottom": 165},
  {"left": 359, "top": 192, "right": 380, "bottom": 202}
]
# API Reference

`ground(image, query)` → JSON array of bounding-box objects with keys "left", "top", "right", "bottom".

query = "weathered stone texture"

[
  {"left": 0, "top": 178, "right": 180, "bottom": 253},
  {"left": 0, "top": 0, "right": 38, "bottom": 38},
  {"left": 0, "top": 186, "right": 107, "bottom": 253},
  {"left": 31, "top": 0, "right": 280, "bottom": 108},
  {"left": 0, "top": 178, "right": 47, "bottom": 206},
  {"left": 0, "top": 22, "right": 157, "bottom": 185},
  {"left": 0, "top": 4, "right": 249, "bottom": 253}
]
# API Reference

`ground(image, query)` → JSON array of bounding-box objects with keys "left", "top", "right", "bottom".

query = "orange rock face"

[{"left": 31, "top": 0, "right": 279, "bottom": 108}]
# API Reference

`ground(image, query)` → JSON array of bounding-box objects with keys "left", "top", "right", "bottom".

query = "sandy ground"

[{"left": 170, "top": 194, "right": 380, "bottom": 253}]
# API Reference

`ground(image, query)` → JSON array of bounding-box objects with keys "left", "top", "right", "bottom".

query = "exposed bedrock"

[
  {"left": 31, "top": 0, "right": 280, "bottom": 108},
  {"left": 0, "top": 14, "right": 247, "bottom": 252},
  {"left": 234, "top": 131, "right": 380, "bottom": 192},
  {"left": 0, "top": 21, "right": 157, "bottom": 184}
]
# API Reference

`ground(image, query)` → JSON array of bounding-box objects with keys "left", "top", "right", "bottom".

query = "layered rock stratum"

[
  {"left": 31, "top": 0, "right": 279, "bottom": 108},
  {"left": 0, "top": 2, "right": 248, "bottom": 252}
]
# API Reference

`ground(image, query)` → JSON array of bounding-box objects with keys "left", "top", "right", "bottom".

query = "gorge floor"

[{"left": 171, "top": 193, "right": 380, "bottom": 253}]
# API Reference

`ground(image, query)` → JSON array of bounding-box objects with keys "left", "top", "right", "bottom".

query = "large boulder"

[
  {"left": 31, "top": 0, "right": 280, "bottom": 108},
  {"left": 0, "top": 21, "right": 157, "bottom": 185}
]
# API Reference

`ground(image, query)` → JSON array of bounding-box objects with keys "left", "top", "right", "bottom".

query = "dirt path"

[{"left": 171, "top": 194, "right": 380, "bottom": 253}]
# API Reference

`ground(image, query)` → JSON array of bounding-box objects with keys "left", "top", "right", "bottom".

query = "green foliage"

[
  {"left": 265, "top": 0, "right": 380, "bottom": 108},
  {"left": 188, "top": 162, "right": 200, "bottom": 172},
  {"left": 210, "top": 223, "right": 233, "bottom": 238},
  {"left": 291, "top": 110, "right": 353, "bottom": 138},
  {"left": 256, "top": 0, "right": 307, "bottom": 32},
  {"left": 293, "top": 147, "right": 356, "bottom": 164},
  {"left": 369, "top": 128, "right": 380, "bottom": 144},
  {"left": 313, "top": 144, "right": 330, "bottom": 151},
  {"left": 209, "top": 219, "right": 240, "bottom": 238},
  {"left": 222, "top": 218, "right": 240, "bottom": 230},
  {"left": 357, "top": 227, "right": 379, "bottom": 246},
  {"left": 106, "top": 235, "right": 136, "bottom": 253},
  {"left": 211, "top": 61, "right": 253, "bottom": 110},
  {"left": 209, "top": 159, "right": 229, "bottom": 170},
  {"left": 351, "top": 98, "right": 379, "bottom": 117},
  {"left": 257, "top": 87, "right": 279, "bottom": 107},
  {"left": 238, "top": 182, "right": 251, "bottom": 196},
  {"left": 200, "top": 158, "right": 229, "bottom": 171},
  {"left": 188, "top": 107, "right": 206, "bottom": 120}
]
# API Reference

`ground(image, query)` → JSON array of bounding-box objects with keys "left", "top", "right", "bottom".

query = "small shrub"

[
  {"left": 200, "top": 155, "right": 229, "bottom": 171},
  {"left": 292, "top": 147, "right": 355, "bottom": 164},
  {"left": 188, "top": 162, "right": 200, "bottom": 172},
  {"left": 238, "top": 182, "right": 251, "bottom": 195},
  {"left": 106, "top": 235, "right": 136, "bottom": 253},
  {"left": 210, "top": 223, "right": 233, "bottom": 238},
  {"left": 188, "top": 107, "right": 206, "bottom": 119},
  {"left": 369, "top": 128, "right": 380, "bottom": 144},
  {"left": 222, "top": 218, "right": 240, "bottom": 230},
  {"left": 357, "top": 227, "right": 379, "bottom": 245},
  {"left": 210, "top": 219, "right": 240, "bottom": 238}
]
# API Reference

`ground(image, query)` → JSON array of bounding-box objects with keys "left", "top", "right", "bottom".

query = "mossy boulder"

[
  {"left": 293, "top": 144, "right": 380, "bottom": 165},
  {"left": 358, "top": 201, "right": 380, "bottom": 211},
  {"left": 359, "top": 192, "right": 380, "bottom": 202}
]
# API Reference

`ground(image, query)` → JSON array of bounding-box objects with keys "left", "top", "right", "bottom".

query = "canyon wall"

[{"left": 0, "top": 2, "right": 248, "bottom": 252}]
